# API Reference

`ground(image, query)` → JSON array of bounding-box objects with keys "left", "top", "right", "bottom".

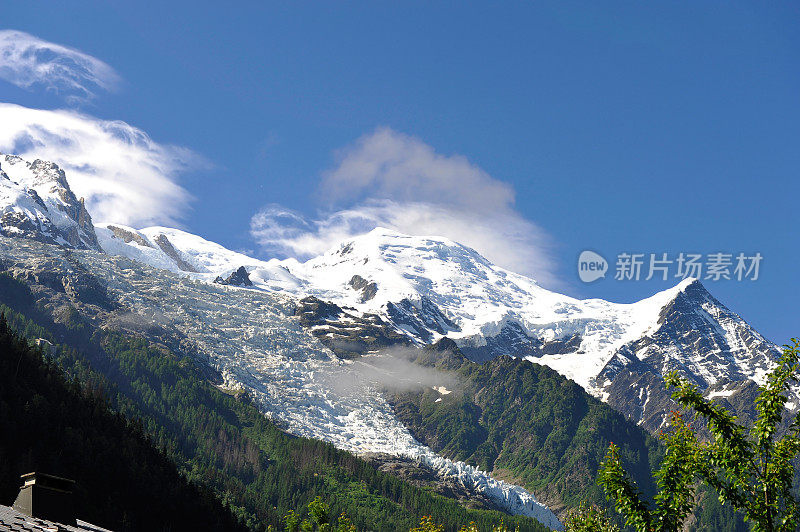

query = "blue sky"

[{"left": 0, "top": 2, "right": 797, "bottom": 343}]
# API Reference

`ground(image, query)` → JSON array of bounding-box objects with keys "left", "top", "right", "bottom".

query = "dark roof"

[{"left": 0, "top": 505, "right": 111, "bottom": 532}]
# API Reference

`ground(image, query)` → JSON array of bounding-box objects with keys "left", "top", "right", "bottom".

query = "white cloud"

[
  {"left": 0, "top": 30, "right": 120, "bottom": 103},
  {"left": 321, "top": 127, "right": 515, "bottom": 214},
  {"left": 251, "top": 128, "right": 559, "bottom": 286},
  {"left": 0, "top": 103, "right": 199, "bottom": 227}
]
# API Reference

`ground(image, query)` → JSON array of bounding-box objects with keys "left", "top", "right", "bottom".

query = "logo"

[
  {"left": 577, "top": 250, "right": 762, "bottom": 282},
  {"left": 578, "top": 250, "right": 608, "bottom": 283}
]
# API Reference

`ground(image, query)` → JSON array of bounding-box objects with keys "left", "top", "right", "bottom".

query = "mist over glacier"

[{"left": 322, "top": 348, "right": 461, "bottom": 398}]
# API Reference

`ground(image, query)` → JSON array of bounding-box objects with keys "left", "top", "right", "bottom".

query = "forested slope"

[
  {"left": 390, "top": 343, "right": 746, "bottom": 531},
  {"left": 0, "top": 314, "right": 247, "bottom": 531},
  {"left": 0, "top": 272, "right": 546, "bottom": 531}
]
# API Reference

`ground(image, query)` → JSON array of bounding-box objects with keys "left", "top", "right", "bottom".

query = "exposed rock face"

[
  {"left": 386, "top": 297, "right": 461, "bottom": 343},
  {"left": 0, "top": 237, "right": 560, "bottom": 525},
  {"left": 0, "top": 153, "right": 781, "bottom": 448},
  {"left": 460, "top": 322, "right": 583, "bottom": 363},
  {"left": 348, "top": 274, "right": 378, "bottom": 302},
  {"left": 33, "top": 211, "right": 782, "bottom": 440},
  {"left": 286, "top": 276, "right": 781, "bottom": 436},
  {"left": 2, "top": 254, "right": 117, "bottom": 313},
  {"left": 294, "top": 296, "right": 410, "bottom": 358},
  {"left": 597, "top": 281, "right": 783, "bottom": 432},
  {"left": 288, "top": 278, "right": 783, "bottom": 438},
  {"left": 153, "top": 234, "right": 198, "bottom": 272},
  {"left": 0, "top": 155, "right": 100, "bottom": 251},
  {"left": 106, "top": 225, "right": 153, "bottom": 248},
  {"left": 214, "top": 266, "right": 253, "bottom": 287}
]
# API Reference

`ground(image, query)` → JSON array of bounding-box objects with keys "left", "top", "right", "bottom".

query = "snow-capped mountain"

[
  {"left": 92, "top": 223, "right": 784, "bottom": 425},
  {"left": 0, "top": 154, "right": 99, "bottom": 250},
  {"left": 597, "top": 280, "right": 783, "bottom": 431},
  {"left": 0, "top": 154, "right": 785, "bottom": 526},
  {"left": 286, "top": 231, "right": 784, "bottom": 430},
  {"left": 0, "top": 153, "right": 782, "bottom": 430}
]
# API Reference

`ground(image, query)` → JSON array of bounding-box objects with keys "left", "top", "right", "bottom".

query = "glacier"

[{"left": 0, "top": 237, "right": 562, "bottom": 529}]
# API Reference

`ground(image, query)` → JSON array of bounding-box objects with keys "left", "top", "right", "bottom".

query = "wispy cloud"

[
  {"left": 321, "top": 127, "right": 515, "bottom": 213},
  {"left": 0, "top": 103, "right": 201, "bottom": 227},
  {"left": 0, "top": 30, "right": 120, "bottom": 104},
  {"left": 251, "top": 127, "right": 559, "bottom": 286},
  {"left": 318, "top": 347, "right": 460, "bottom": 399}
]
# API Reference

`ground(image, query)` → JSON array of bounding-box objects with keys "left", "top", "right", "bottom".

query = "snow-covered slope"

[
  {"left": 597, "top": 280, "right": 783, "bottom": 431},
  {"left": 284, "top": 228, "right": 697, "bottom": 393},
  {"left": 283, "top": 230, "right": 784, "bottom": 428},
  {"left": 94, "top": 224, "right": 309, "bottom": 291},
  {"left": 96, "top": 224, "right": 785, "bottom": 432},
  {"left": 0, "top": 154, "right": 98, "bottom": 250}
]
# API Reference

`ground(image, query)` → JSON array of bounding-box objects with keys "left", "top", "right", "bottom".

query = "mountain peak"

[
  {"left": 0, "top": 153, "right": 99, "bottom": 250},
  {"left": 333, "top": 227, "right": 465, "bottom": 256},
  {"left": 636, "top": 276, "right": 701, "bottom": 308},
  {"left": 327, "top": 227, "right": 497, "bottom": 276},
  {"left": 365, "top": 226, "right": 408, "bottom": 238}
]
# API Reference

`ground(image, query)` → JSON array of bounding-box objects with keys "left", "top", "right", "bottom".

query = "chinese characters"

[{"left": 613, "top": 252, "right": 762, "bottom": 281}]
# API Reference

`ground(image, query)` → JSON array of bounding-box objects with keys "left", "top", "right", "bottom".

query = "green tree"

[
  {"left": 409, "top": 516, "right": 444, "bottom": 532},
  {"left": 598, "top": 339, "right": 800, "bottom": 532},
  {"left": 458, "top": 522, "right": 520, "bottom": 532},
  {"left": 284, "top": 497, "right": 359, "bottom": 532},
  {"left": 562, "top": 503, "right": 620, "bottom": 532}
]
